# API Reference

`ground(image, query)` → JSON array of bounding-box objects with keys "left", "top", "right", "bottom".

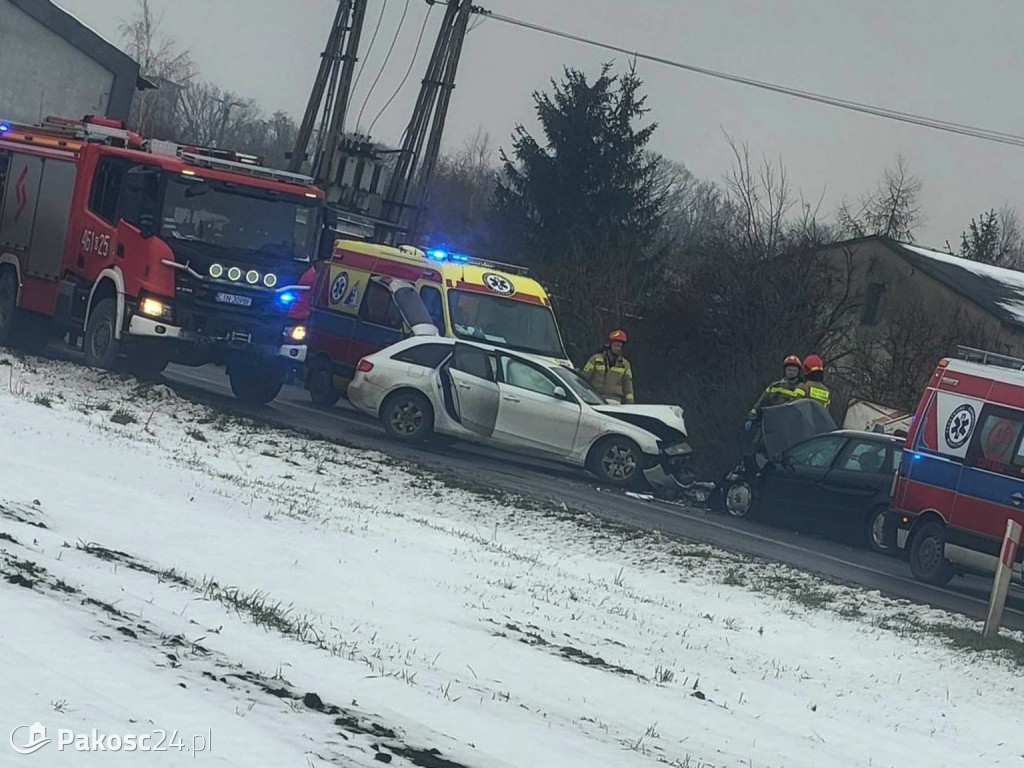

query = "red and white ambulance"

[{"left": 892, "top": 347, "right": 1024, "bottom": 585}]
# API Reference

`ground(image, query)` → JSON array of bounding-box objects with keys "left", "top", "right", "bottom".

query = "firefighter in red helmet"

[
  {"left": 583, "top": 330, "right": 635, "bottom": 404},
  {"left": 799, "top": 354, "right": 831, "bottom": 409}
]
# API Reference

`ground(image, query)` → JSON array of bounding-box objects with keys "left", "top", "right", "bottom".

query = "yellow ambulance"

[{"left": 305, "top": 240, "right": 570, "bottom": 405}]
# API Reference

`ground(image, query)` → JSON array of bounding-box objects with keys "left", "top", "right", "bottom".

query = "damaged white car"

[{"left": 348, "top": 335, "right": 694, "bottom": 489}]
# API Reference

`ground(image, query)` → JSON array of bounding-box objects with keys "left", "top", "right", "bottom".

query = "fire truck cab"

[{"left": 0, "top": 115, "right": 334, "bottom": 403}]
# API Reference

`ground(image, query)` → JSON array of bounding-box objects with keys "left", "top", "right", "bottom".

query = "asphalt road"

[{"left": 159, "top": 363, "right": 1024, "bottom": 632}]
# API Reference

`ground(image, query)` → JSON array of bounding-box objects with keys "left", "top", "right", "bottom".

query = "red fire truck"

[{"left": 0, "top": 115, "right": 335, "bottom": 403}]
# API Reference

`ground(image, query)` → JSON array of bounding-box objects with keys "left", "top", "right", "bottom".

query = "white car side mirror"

[
  {"left": 605, "top": 397, "right": 619, "bottom": 405},
  {"left": 552, "top": 385, "right": 567, "bottom": 399}
]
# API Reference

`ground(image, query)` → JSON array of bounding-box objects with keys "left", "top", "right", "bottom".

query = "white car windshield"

[{"left": 554, "top": 367, "right": 606, "bottom": 406}]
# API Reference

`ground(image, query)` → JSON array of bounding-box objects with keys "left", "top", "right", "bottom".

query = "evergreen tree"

[{"left": 491, "top": 64, "right": 665, "bottom": 353}]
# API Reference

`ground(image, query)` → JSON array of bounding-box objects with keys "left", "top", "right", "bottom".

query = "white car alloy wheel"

[
  {"left": 382, "top": 391, "right": 434, "bottom": 441},
  {"left": 599, "top": 440, "right": 639, "bottom": 484},
  {"left": 725, "top": 481, "right": 754, "bottom": 518},
  {"left": 391, "top": 401, "right": 425, "bottom": 435}
]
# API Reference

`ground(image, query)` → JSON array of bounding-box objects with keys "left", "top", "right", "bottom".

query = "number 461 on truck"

[{"left": 0, "top": 115, "right": 336, "bottom": 403}]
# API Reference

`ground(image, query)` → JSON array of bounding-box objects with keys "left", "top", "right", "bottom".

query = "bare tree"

[
  {"left": 837, "top": 154, "right": 923, "bottom": 242},
  {"left": 119, "top": 0, "right": 196, "bottom": 137},
  {"left": 421, "top": 129, "right": 499, "bottom": 251},
  {"left": 724, "top": 137, "right": 793, "bottom": 259}
]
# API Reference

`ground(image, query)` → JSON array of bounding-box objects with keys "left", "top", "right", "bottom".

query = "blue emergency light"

[
  {"left": 277, "top": 290, "right": 299, "bottom": 307},
  {"left": 427, "top": 247, "right": 472, "bottom": 263},
  {"left": 0, "top": 123, "right": 10, "bottom": 133}
]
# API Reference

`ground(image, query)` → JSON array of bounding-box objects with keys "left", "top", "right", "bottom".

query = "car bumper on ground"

[{"left": 643, "top": 442, "right": 695, "bottom": 491}]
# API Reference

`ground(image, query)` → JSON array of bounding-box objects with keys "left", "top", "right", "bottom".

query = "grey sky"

[{"left": 56, "top": 0, "right": 1024, "bottom": 248}]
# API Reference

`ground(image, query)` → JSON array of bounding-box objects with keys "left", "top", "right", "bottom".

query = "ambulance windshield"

[
  {"left": 160, "top": 176, "right": 321, "bottom": 262},
  {"left": 448, "top": 290, "right": 566, "bottom": 359}
]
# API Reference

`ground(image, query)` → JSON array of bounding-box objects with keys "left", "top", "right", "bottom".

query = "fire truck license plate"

[{"left": 214, "top": 292, "right": 253, "bottom": 307}]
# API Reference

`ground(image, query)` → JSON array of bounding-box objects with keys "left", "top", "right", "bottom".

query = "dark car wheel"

[
  {"left": 308, "top": 357, "right": 340, "bottom": 407},
  {"left": 724, "top": 479, "right": 757, "bottom": 518},
  {"left": 908, "top": 518, "right": 956, "bottom": 586},
  {"left": 864, "top": 507, "right": 895, "bottom": 554},
  {"left": 381, "top": 390, "right": 434, "bottom": 442},
  {"left": 589, "top": 436, "right": 643, "bottom": 487}
]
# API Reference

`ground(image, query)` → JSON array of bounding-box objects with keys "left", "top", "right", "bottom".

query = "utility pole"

[
  {"left": 379, "top": 0, "right": 474, "bottom": 242},
  {"left": 292, "top": 0, "right": 476, "bottom": 243},
  {"left": 289, "top": 0, "right": 368, "bottom": 178}
]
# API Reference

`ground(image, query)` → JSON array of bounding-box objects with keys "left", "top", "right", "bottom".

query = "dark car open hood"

[{"left": 762, "top": 400, "right": 837, "bottom": 457}]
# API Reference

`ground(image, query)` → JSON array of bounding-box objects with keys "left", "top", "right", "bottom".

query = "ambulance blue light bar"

[{"left": 427, "top": 248, "right": 471, "bottom": 263}]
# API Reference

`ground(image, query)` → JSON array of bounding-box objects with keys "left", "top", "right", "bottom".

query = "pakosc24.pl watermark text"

[{"left": 10, "top": 723, "right": 212, "bottom": 756}]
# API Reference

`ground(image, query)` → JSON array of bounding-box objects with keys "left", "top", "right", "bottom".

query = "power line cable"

[
  {"left": 368, "top": 2, "right": 434, "bottom": 135},
  {"left": 460, "top": 3, "right": 1024, "bottom": 148},
  {"left": 351, "top": 0, "right": 389, "bottom": 99},
  {"left": 356, "top": 0, "right": 412, "bottom": 131}
]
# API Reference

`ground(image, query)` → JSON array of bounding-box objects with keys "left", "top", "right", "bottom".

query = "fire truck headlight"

[
  {"left": 209, "top": 263, "right": 224, "bottom": 279},
  {"left": 287, "top": 325, "right": 307, "bottom": 342},
  {"left": 139, "top": 296, "right": 173, "bottom": 322},
  {"left": 245, "top": 270, "right": 260, "bottom": 285},
  {"left": 227, "top": 267, "right": 242, "bottom": 282},
  {"left": 263, "top": 273, "right": 278, "bottom": 288}
]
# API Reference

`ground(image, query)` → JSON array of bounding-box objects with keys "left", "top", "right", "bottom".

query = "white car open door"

[{"left": 442, "top": 343, "right": 500, "bottom": 438}]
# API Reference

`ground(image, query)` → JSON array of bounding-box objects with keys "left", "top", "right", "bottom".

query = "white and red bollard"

[{"left": 984, "top": 518, "right": 1023, "bottom": 638}]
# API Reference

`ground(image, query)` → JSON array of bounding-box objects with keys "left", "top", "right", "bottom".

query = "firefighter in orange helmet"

[
  {"left": 799, "top": 354, "right": 831, "bottom": 409},
  {"left": 583, "top": 330, "right": 635, "bottom": 404},
  {"left": 746, "top": 355, "right": 805, "bottom": 427}
]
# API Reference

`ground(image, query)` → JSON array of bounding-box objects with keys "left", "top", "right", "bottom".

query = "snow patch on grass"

[{"left": 0, "top": 354, "right": 1022, "bottom": 767}]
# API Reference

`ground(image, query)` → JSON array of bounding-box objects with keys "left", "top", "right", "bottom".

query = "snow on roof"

[{"left": 896, "top": 242, "right": 1024, "bottom": 328}]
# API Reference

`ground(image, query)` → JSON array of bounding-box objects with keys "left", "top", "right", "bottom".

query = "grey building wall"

[{"left": 0, "top": 0, "right": 139, "bottom": 125}]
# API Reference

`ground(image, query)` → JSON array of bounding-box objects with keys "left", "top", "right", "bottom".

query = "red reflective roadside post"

[{"left": 984, "top": 519, "right": 1023, "bottom": 638}]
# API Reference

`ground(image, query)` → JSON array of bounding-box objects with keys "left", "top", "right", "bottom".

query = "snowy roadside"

[{"left": 1, "top": 353, "right": 1023, "bottom": 768}]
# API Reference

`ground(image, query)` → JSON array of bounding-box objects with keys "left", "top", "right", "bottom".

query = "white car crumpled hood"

[{"left": 592, "top": 403, "right": 688, "bottom": 438}]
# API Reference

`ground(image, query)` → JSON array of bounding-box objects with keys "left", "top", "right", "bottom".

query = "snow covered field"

[{"left": 1, "top": 355, "right": 1022, "bottom": 768}]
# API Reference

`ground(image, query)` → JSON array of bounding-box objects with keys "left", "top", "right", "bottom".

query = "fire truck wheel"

[
  {"left": 0, "top": 270, "right": 17, "bottom": 347},
  {"left": 229, "top": 365, "right": 285, "bottom": 405},
  {"left": 84, "top": 298, "right": 122, "bottom": 370},
  {"left": 908, "top": 518, "right": 956, "bottom": 586},
  {"left": 308, "top": 357, "right": 341, "bottom": 407}
]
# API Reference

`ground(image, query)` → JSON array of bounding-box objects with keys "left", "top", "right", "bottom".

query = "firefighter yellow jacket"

[
  {"left": 800, "top": 380, "right": 832, "bottom": 409},
  {"left": 748, "top": 378, "right": 805, "bottom": 418},
  {"left": 583, "top": 350, "right": 635, "bottom": 404}
]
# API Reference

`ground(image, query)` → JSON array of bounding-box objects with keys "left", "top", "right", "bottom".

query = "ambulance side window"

[
  {"left": 359, "top": 281, "right": 403, "bottom": 328},
  {"left": 965, "top": 405, "right": 1024, "bottom": 477},
  {"left": 89, "top": 158, "right": 130, "bottom": 224},
  {"left": 420, "top": 286, "right": 445, "bottom": 332}
]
